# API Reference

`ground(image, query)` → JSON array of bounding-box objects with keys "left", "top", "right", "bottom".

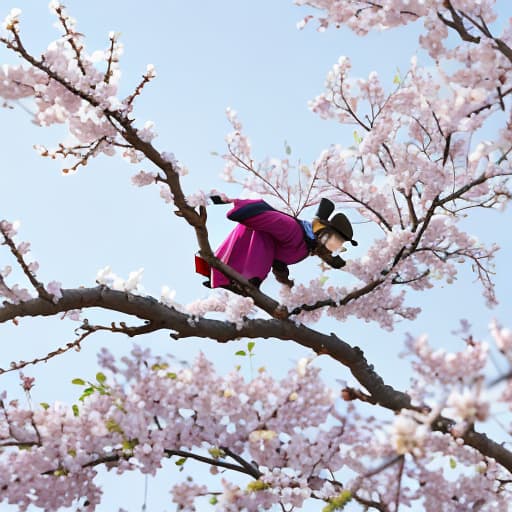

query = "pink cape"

[{"left": 211, "top": 199, "right": 309, "bottom": 288}]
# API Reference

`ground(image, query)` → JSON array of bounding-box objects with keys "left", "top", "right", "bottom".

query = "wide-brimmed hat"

[{"left": 314, "top": 198, "right": 358, "bottom": 246}]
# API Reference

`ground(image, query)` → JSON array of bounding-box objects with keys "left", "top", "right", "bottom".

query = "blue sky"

[{"left": 0, "top": 1, "right": 511, "bottom": 510}]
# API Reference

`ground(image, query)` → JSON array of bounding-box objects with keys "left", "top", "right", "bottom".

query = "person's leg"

[{"left": 211, "top": 225, "right": 274, "bottom": 288}]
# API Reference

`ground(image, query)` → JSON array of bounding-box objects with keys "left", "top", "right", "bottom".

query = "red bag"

[{"left": 194, "top": 254, "right": 211, "bottom": 277}]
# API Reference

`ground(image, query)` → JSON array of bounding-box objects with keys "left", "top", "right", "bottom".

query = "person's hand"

[
  {"left": 210, "top": 193, "right": 232, "bottom": 205},
  {"left": 272, "top": 261, "right": 294, "bottom": 287},
  {"left": 313, "top": 244, "right": 346, "bottom": 269}
]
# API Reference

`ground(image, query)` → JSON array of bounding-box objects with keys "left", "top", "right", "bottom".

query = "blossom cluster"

[
  {"left": 185, "top": 291, "right": 255, "bottom": 329},
  {"left": 1, "top": 339, "right": 512, "bottom": 511},
  {"left": 217, "top": 0, "right": 511, "bottom": 327},
  {"left": 95, "top": 266, "right": 145, "bottom": 294},
  {"left": 295, "top": 0, "right": 497, "bottom": 39},
  {"left": 400, "top": 326, "right": 498, "bottom": 434},
  {"left": 308, "top": 53, "right": 504, "bottom": 301},
  {"left": 0, "top": 1, "right": 509, "bottom": 331},
  {"left": 0, "top": 4, "right": 158, "bottom": 175},
  {"left": 0, "top": 2, "right": 512, "bottom": 510}
]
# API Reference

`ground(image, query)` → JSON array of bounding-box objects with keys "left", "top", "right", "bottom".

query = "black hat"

[
  {"left": 315, "top": 198, "right": 335, "bottom": 221},
  {"left": 314, "top": 198, "right": 358, "bottom": 247}
]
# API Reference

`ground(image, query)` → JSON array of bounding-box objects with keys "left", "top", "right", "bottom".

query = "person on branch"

[{"left": 196, "top": 197, "right": 357, "bottom": 289}]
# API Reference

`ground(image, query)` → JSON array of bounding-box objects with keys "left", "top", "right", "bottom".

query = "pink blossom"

[
  {"left": 159, "top": 185, "right": 174, "bottom": 204},
  {"left": 46, "top": 280, "right": 63, "bottom": 302},
  {"left": 490, "top": 319, "right": 512, "bottom": 355},
  {"left": 131, "top": 170, "right": 156, "bottom": 187},
  {"left": 0, "top": 2, "right": 511, "bottom": 510},
  {"left": 19, "top": 372, "right": 35, "bottom": 392}
]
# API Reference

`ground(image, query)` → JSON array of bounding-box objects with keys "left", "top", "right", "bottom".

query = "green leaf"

[
  {"left": 353, "top": 130, "right": 362, "bottom": 145},
  {"left": 175, "top": 457, "right": 187, "bottom": 466},
  {"left": 247, "top": 480, "right": 270, "bottom": 492},
  {"left": 72, "top": 404, "right": 79, "bottom": 417},
  {"left": 209, "top": 496, "right": 218, "bottom": 505},
  {"left": 322, "top": 490, "right": 352, "bottom": 512},
  {"left": 96, "top": 372, "right": 106, "bottom": 384},
  {"left": 247, "top": 341, "right": 255, "bottom": 353},
  {"left": 40, "top": 402, "right": 50, "bottom": 410},
  {"left": 318, "top": 275, "right": 329, "bottom": 286},
  {"left": 71, "top": 378, "right": 86, "bottom": 386},
  {"left": 105, "top": 419, "right": 123, "bottom": 434},
  {"left": 122, "top": 438, "right": 139, "bottom": 451},
  {"left": 235, "top": 350, "right": 246, "bottom": 357},
  {"left": 449, "top": 457, "right": 457, "bottom": 469},
  {"left": 208, "top": 447, "right": 225, "bottom": 459},
  {"left": 166, "top": 372, "right": 177, "bottom": 379},
  {"left": 151, "top": 363, "right": 169, "bottom": 371},
  {"left": 393, "top": 67, "right": 401, "bottom": 84},
  {"left": 79, "top": 387, "right": 94, "bottom": 402}
]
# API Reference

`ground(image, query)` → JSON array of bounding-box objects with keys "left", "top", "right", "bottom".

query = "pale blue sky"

[{"left": 0, "top": 1, "right": 510, "bottom": 511}]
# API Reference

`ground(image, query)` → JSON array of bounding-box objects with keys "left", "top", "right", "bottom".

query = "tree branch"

[
  {"left": 1, "top": 287, "right": 512, "bottom": 473},
  {"left": 0, "top": 222, "right": 53, "bottom": 302},
  {"left": 165, "top": 448, "right": 261, "bottom": 478},
  {"left": 0, "top": 29, "right": 288, "bottom": 319}
]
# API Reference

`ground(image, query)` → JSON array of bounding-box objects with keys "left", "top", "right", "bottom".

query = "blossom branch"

[
  {"left": 123, "top": 65, "right": 156, "bottom": 108},
  {"left": 0, "top": 221, "right": 52, "bottom": 301},
  {"left": 38, "top": 448, "right": 258, "bottom": 478},
  {"left": 326, "top": 177, "right": 393, "bottom": 231},
  {"left": 164, "top": 448, "right": 261, "bottom": 478},
  {"left": 1, "top": 287, "right": 511, "bottom": 472},
  {"left": 53, "top": 3, "right": 87, "bottom": 75},
  {"left": 289, "top": 278, "right": 384, "bottom": 317},
  {"left": 220, "top": 447, "right": 262, "bottom": 479},
  {"left": 37, "top": 137, "right": 110, "bottom": 174},
  {"left": 458, "top": 10, "right": 512, "bottom": 63},
  {"left": 226, "top": 145, "right": 293, "bottom": 211},
  {"left": 1, "top": 24, "right": 288, "bottom": 319},
  {"left": 437, "top": 1, "right": 480, "bottom": 44},
  {"left": 0, "top": 328, "right": 93, "bottom": 376},
  {"left": 103, "top": 32, "right": 117, "bottom": 84}
]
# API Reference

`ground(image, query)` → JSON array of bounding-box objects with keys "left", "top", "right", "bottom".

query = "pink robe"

[{"left": 211, "top": 199, "right": 309, "bottom": 288}]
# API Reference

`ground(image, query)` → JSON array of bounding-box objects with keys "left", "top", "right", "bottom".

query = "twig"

[
  {"left": 395, "top": 455, "right": 405, "bottom": 511},
  {"left": 164, "top": 448, "right": 261, "bottom": 477},
  {"left": 0, "top": 222, "right": 53, "bottom": 301},
  {"left": 221, "top": 447, "right": 262, "bottom": 479},
  {"left": 103, "top": 33, "right": 117, "bottom": 84},
  {"left": 0, "top": 329, "right": 94, "bottom": 375},
  {"left": 54, "top": 5, "right": 87, "bottom": 75}
]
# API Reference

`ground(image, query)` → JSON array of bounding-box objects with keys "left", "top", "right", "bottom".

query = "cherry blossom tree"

[{"left": 0, "top": 1, "right": 511, "bottom": 510}]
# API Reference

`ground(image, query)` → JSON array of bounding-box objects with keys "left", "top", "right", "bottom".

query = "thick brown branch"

[{"left": 1, "top": 288, "right": 512, "bottom": 471}]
